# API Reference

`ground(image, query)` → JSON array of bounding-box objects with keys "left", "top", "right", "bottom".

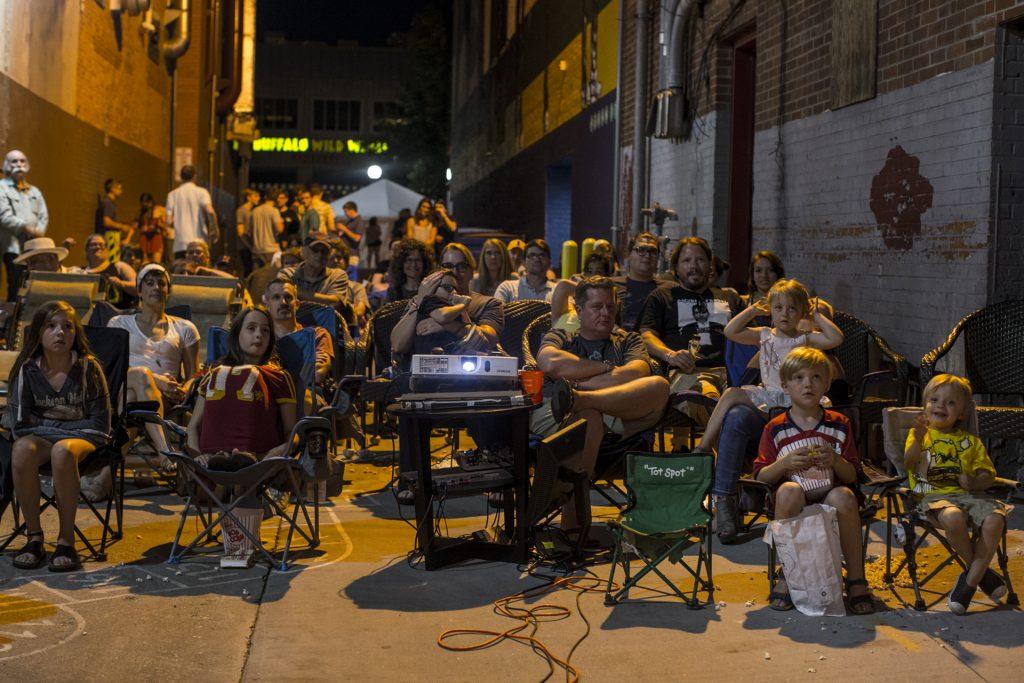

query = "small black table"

[{"left": 387, "top": 402, "right": 532, "bottom": 570}]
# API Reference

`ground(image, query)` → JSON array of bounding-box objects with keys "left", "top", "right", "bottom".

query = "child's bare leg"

[
  {"left": 825, "top": 487, "right": 868, "bottom": 589},
  {"left": 771, "top": 482, "right": 806, "bottom": 599},
  {"left": 967, "top": 513, "right": 1004, "bottom": 586},
  {"left": 697, "top": 387, "right": 755, "bottom": 451},
  {"left": 934, "top": 507, "right": 975, "bottom": 568}
]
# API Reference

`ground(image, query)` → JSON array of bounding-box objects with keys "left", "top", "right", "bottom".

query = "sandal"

[
  {"left": 47, "top": 543, "right": 80, "bottom": 573},
  {"left": 12, "top": 532, "right": 46, "bottom": 570},
  {"left": 550, "top": 379, "right": 576, "bottom": 425},
  {"left": 846, "top": 577, "right": 875, "bottom": 615}
]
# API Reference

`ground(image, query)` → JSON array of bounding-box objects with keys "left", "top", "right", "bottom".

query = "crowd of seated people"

[{"left": 3, "top": 194, "right": 1019, "bottom": 620}]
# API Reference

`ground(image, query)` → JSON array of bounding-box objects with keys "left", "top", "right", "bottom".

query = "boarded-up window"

[{"left": 831, "top": 0, "right": 877, "bottom": 109}]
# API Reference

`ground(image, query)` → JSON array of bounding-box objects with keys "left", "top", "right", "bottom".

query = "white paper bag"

[{"left": 764, "top": 503, "right": 845, "bottom": 617}]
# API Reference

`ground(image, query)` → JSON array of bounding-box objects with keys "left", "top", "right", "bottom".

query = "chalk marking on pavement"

[
  {"left": 876, "top": 624, "right": 922, "bottom": 652},
  {"left": 0, "top": 582, "right": 86, "bottom": 662}
]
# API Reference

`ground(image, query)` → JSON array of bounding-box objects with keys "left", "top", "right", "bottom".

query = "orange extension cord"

[{"left": 437, "top": 574, "right": 615, "bottom": 683}]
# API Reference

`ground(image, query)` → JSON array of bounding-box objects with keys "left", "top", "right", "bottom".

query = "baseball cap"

[{"left": 304, "top": 233, "right": 332, "bottom": 249}]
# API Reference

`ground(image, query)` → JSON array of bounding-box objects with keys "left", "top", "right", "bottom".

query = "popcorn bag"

[
  {"left": 790, "top": 441, "right": 834, "bottom": 495},
  {"left": 764, "top": 503, "right": 846, "bottom": 617},
  {"left": 221, "top": 507, "right": 263, "bottom": 556}
]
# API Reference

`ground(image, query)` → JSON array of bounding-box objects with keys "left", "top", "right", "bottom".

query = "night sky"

[{"left": 257, "top": 0, "right": 433, "bottom": 45}]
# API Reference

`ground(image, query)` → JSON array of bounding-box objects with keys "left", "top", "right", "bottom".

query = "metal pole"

[
  {"left": 630, "top": 0, "right": 651, "bottom": 237},
  {"left": 610, "top": 0, "right": 625, "bottom": 255}
]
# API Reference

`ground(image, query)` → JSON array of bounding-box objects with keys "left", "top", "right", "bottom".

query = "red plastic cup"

[{"left": 519, "top": 369, "right": 545, "bottom": 405}]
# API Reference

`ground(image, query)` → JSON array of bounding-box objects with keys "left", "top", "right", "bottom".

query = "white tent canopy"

[{"left": 329, "top": 178, "right": 424, "bottom": 219}]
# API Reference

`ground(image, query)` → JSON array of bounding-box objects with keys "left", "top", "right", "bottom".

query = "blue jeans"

[{"left": 713, "top": 404, "right": 767, "bottom": 496}]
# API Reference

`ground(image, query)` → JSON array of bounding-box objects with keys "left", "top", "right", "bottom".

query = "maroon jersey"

[{"left": 198, "top": 364, "right": 296, "bottom": 456}]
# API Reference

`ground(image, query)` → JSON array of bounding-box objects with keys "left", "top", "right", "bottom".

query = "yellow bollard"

[
  {"left": 580, "top": 238, "right": 596, "bottom": 274},
  {"left": 560, "top": 240, "right": 579, "bottom": 279}
]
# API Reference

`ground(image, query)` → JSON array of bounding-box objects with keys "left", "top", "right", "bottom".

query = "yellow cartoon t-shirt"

[{"left": 905, "top": 427, "right": 995, "bottom": 496}]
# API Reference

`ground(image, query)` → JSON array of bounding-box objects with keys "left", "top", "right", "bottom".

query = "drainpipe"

[
  {"left": 630, "top": 0, "right": 652, "bottom": 237},
  {"left": 163, "top": 0, "right": 191, "bottom": 187},
  {"left": 610, "top": 0, "right": 625, "bottom": 251},
  {"left": 652, "top": 0, "right": 697, "bottom": 140}
]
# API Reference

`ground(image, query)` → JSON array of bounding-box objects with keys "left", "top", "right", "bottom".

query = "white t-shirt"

[
  {"left": 108, "top": 314, "right": 199, "bottom": 379},
  {"left": 166, "top": 181, "right": 214, "bottom": 253}
]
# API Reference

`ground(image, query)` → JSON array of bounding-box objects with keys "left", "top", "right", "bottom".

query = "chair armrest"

[
  {"left": 736, "top": 477, "right": 772, "bottom": 493},
  {"left": 128, "top": 410, "right": 188, "bottom": 439}
]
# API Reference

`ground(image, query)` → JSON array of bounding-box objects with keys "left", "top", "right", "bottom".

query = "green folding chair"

[{"left": 604, "top": 452, "right": 715, "bottom": 608}]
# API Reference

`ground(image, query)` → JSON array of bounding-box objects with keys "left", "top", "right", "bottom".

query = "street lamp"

[
  {"left": 367, "top": 164, "right": 383, "bottom": 180},
  {"left": 445, "top": 167, "right": 452, "bottom": 182}
]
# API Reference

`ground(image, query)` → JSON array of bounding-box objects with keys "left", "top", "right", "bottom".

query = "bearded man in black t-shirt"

[
  {"left": 639, "top": 237, "right": 743, "bottom": 424},
  {"left": 535, "top": 276, "right": 669, "bottom": 530}
]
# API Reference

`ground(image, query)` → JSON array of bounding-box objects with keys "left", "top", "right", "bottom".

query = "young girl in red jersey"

[{"left": 753, "top": 347, "right": 874, "bottom": 615}]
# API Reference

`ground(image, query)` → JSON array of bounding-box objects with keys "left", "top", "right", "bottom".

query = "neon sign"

[{"left": 241, "top": 137, "right": 389, "bottom": 154}]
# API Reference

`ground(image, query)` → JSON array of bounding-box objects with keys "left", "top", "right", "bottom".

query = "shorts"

[
  {"left": 917, "top": 493, "right": 1010, "bottom": 528},
  {"left": 139, "top": 231, "right": 164, "bottom": 256},
  {"left": 668, "top": 366, "right": 727, "bottom": 424},
  {"left": 529, "top": 397, "right": 660, "bottom": 439}
]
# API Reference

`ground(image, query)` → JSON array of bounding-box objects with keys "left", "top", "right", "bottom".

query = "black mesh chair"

[
  {"left": 831, "top": 310, "right": 913, "bottom": 464},
  {"left": 499, "top": 300, "right": 551, "bottom": 367},
  {"left": 919, "top": 300, "right": 1024, "bottom": 468},
  {"left": 522, "top": 312, "right": 552, "bottom": 369},
  {"left": 359, "top": 299, "right": 409, "bottom": 441},
  {"left": 0, "top": 326, "right": 130, "bottom": 561}
]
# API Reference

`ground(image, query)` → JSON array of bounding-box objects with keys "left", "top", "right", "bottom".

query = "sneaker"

[
  {"left": 979, "top": 568, "right": 1008, "bottom": 604},
  {"left": 948, "top": 571, "right": 977, "bottom": 615},
  {"left": 396, "top": 489, "right": 415, "bottom": 506},
  {"left": 714, "top": 494, "right": 740, "bottom": 544}
]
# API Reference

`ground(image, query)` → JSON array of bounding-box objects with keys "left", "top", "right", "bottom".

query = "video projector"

[{"left": 409, "top": 354, "right": 519, "bottom": 392}]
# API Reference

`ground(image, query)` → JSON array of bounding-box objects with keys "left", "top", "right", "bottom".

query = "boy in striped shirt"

[{"left": 753, "top": 347, "right": 874, "bottom": 614}]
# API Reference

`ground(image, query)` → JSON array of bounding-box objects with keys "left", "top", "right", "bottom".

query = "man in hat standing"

[{"left": 0, "top": 150, "right": 49, "bottom": 300}]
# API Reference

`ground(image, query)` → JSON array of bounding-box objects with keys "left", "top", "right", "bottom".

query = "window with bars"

[
  {"left": 255, "top": 98, "right": 298, "bottom": 130},
  {"left": 313, "top": 99, "right": 362, "bottom": 131}
]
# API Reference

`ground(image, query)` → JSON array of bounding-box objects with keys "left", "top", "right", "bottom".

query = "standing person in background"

[
  {"left": 433, "top": 199, "right": 456, "bottom": 252},
  {"left": 310, "top": 185, "right": 334, "bottom": 239},
  {"left": 166, "top": 165, "right": 218, "bottom": 261},
  {"left": 471, "top": 238, "right": 516, "bottom": 297},
  {"left": 0, "top": 150, "right": 48, "bottom": 301},
  {"left": 337, "top": 201, "right": 364, "bottom": 253},
  {"left": 235, "top": 188, "right": 259, "bottom": 276},
  {"left": 405, "top": 199, "right": 437, "bottom": 247},
  {"left": 363, "top": 216, "right": 382, "bottom": 271},
  {"left": 250, "top": 190, "right": 284, "bottom": 269},
  {"left": 610, "top": 232, "right": 669, "bottom": 332},
  {"left": 297, "top": 187, "right": 320, "bottom": 243},
  {"left": 136, "top": 193, "right": 168, "bottom": 265},
  {"left": 95, "top": 179, "right": 134, "bottom": 259},
  {"left": 276, "top": 189, "right": 300, "bottom": 249}
]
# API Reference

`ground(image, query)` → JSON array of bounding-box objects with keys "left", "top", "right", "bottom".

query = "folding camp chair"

[
  {"left": 881, "top": 478, "right": 1020, "bottom": 611},
  {"left": 0, "top": 326, "right": 130, "bottom": 561},
  {"left": 604, "top": 452, "right": 715, "bottom": 608}
]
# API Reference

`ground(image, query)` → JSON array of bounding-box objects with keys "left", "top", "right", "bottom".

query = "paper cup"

[{"left": 519, "top": 370, "right": 545, "bottom": 404}]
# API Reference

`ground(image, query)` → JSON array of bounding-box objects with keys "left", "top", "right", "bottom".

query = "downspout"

[
  {"left": 629, "top": 0, "right": 652, "bottom": 236},
  {"left": 163, "top": 0, "right": 192, "bottom": 188},
  {"left": 652, "top": 0, "right": 697, "bottom": 141},
  {"left": 610, "top": 0, "right": 625, "bottom": 251}
]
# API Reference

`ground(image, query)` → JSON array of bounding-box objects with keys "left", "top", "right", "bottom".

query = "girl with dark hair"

[
  {"left": 4, "top": 301, "right": 111, "bottom": 571},
  {"left": 405, "top": 198, "right": 438, "bottom": 247},
  {"left": 386, "top": 238, "right": 435, "bottom": 303},
  {"left": 584, "top": 251, "right": 615, "bottom": 277},
  {"left": 186, "top": 306, "right": 297, "bottom": 562},
  {"left": 471, "top": 238, "right": 516, "bottom": 296},
  {"left": 745, "top": 250, "right": 785, "bottom": 305}
]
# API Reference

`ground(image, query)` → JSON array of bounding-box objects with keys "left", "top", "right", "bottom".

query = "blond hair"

[
  {"left": 922, "top": 373, "right": 978, "bottom": 434},
  {"left": 767, "top": 278, "right": 811, "bottom": 317},
  {"left": 779, "top": 346, "right": 832, "bottom": 385}
]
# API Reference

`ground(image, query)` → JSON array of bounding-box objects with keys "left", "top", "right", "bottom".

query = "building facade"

[
  {"left": 249, "top": 38, "right": 408, "bottom": 198},
  {"left": 449, "top": 0, "right": 621, "bottom": 261}
]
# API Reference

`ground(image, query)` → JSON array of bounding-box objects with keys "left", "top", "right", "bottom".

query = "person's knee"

[
  {"left": 774, "top": 482, "right": 805, "bottom": 512},
  {"left": 982, "top": 513, "right": 1005, "bottom": 536},
  {"left": 11, "top": 438, "right": 36, "bottom": 469},
  {"left": 938, "top": 508, "right": 968, "bottom": 532},
  {"left": 825, "top": 486, "right": 858, "bottom": 514},
  {"left": 49, "top": 443, "right": 79, "bottom": 471}
]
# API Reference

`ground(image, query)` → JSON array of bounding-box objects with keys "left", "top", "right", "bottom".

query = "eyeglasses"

[
  {"left": 633, "top": 246, "right": 658, "bottom": 257},
  {"left": 437, "top": 283, "right": 456, "bottom": 293},
  {"left": 441, "top": 262, "right": 471, "bottom": 272},
  {"left": 525, "top": 252, "right": 548, "bottom": 261},
  {"left": 309, "top": 245, "right": 330, "bottom": 255}
]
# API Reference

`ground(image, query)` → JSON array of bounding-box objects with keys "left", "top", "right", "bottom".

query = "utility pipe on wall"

[{"left": 630, "top": 0, "right": 652, "bottom": 237}]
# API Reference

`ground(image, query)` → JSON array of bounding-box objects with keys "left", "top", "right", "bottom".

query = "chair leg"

[
  {"left": 902, "top": 521, "right": 927, "bottom": 612},
  {"left": 998, "top": 526, "right": 1019, "bottom": 606},
  {"left": 604, "top": 531, "right": 622, "bottom": 605}
]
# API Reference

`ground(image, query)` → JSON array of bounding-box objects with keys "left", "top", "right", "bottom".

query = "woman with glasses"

[
  {"left": 471, "top": 238, "right": 517, "bottom": 297},
  {"left": 385, "top": 237, "right": 435, "bottom": 304}
]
